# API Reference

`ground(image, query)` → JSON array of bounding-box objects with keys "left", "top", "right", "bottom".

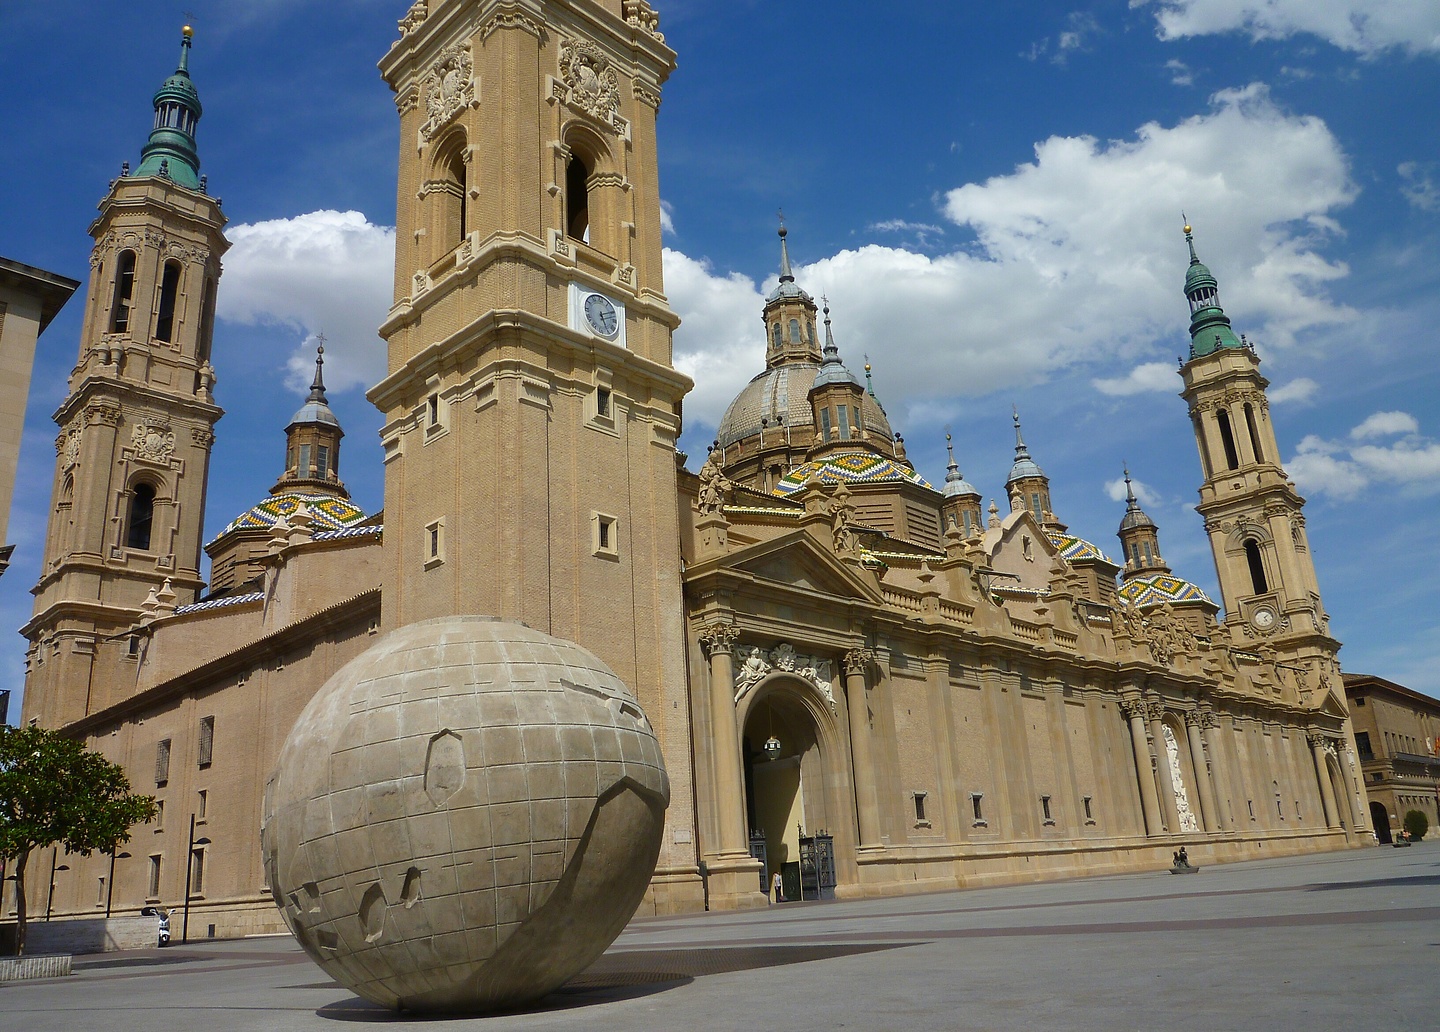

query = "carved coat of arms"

[
  {"left": 132, "top": 422, "right": 176, "bottom": 463},
  {"left": 559, "top": 39, "right": 620, "bottom": 124},
  {"left": 421, "top": 45, "right": 474, "bottom": 140}
]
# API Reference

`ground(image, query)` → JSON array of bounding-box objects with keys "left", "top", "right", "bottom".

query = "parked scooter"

[{"left": 140, "top": 906, "right": 171, "bottom": 947}]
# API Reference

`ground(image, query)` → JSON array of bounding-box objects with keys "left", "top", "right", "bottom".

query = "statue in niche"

[{"left": 695, "top": 450, "right": 731, "bottom": 516}]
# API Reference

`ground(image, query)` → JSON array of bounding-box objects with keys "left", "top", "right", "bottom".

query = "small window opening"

[
  {"left": 197, "top": 789, "right": 207, "bottom": 819},
  {"left": 913, "top": 792, "right": 928, "bottom": 824},
  {"left": 961, "top": 510, "right": 974, "bottom": 537},
  {"left": 155, "top": 739, "right": 171, "bottom": 785},
  {"left": 316, "top": 445, "right": 330, "bottom": 478},
  {"left": 788, "top": 318, "right": 801, "bottom": 344},
  {"left": 297, "top": 444, "right": 311, "bottom": 477},
  {"left": 97, "top": 877, "right": 106, "bottom": 907},
  {"left": 598, "top": 520, "right": 610, "bottom": 550},
  {"left": 127, "top": 483, "right": 156, "bottom": 550},
  {"left": 1217, "top": 409, "right": 1240, "bottom": 470},
  {"left": 1041, "top": 795, "right": 1053, "bottom": 822},
  {"left": 820, "top": 407, "right": 833, "bottom": 440},
  {"left": 593, "top": 513, "right": 619, "bottom": 557},
  {"left": 111, "top": 250, "right": 136, "bottom": 332},
  {"left": 1142, "top": 541, "right": 1153, "bottom": 564},
  {"left": 771, "top": 323, "right": 782, "bottom": 349},
  {"left": 148, "top": 856, "right": 162, "bottom": 899},
  {"left": 154, "top": 260, "right": 182, "bottom": 343},
  {"left": 190, "top": 848, "right": 205, "bottom": 896},
  {"left": 596, "top": 387, "right": 612, "bottom": 418},
  {"left": 430, "top": 525, "right": 440, "bottom": 559},
  {"left": 565, "top": 154, "right": 591, "bottom": 243},
  {"left": 1247, "top": 799, "right": 1255, "bottom": 820},
  {"left": 197, "top": 278, "right": 216, "bottom": 365},
  {"left": 428, "top": 395, "right": 439, "bottom": 428},
  {"left": 838, "top": 404, "right": 851, "bottom": 440},
  {"left": 197, "top": 715, "right": 214, "bottom": 768},
  {"left": 1031, "top": 492, "right": 1043, "bottom": 518},
  {"left": 971, "top": 793, "right": 985, "bottom": 824},
  {"left": 1194, "top": 417, "right": 1214, "bottom": 478},
  {"left": 1083, "top": 796, "right": 1094, "bottom": 821},
  {"left": 128, "top": 635, "right": 140, "bottom": 657},
  {"left": 1244, "top": 539, "right": 1268, "bottom": 595}
]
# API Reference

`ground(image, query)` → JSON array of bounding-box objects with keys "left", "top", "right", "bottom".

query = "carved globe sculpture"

[{"left": 261, "top": 616, "right": 669, "bottom": 1013}]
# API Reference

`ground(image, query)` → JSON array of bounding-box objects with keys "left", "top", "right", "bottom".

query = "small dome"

[
  {"left": 1117, "top": 573, "right": 1214, "bottom": 610},
  {"left": 1119, "top": 506, "right": 1157, "bottom": 532},
  {"left": 773, "top": 450, "right": 933, "bottom": 496},
  {"left": 945, "top": 474, "right": 979, "bottom": 499},
  {"left": 766, "top": 278, "right": 814, "bottom": 305},
  {"left": 716, "top": 363, "right": 892, "bottom": 448},
  {"left": 1008, "top": 455, "right": 1045, "bottom": 483},
  {"left": 288, "top": 398, "right": 341, "bottom": 430},
  {"left": 1046, "top": 531, "right": 1116, "bottom": 566},
  {"left": 216, "top": 492, "right": 368, "bottom": 538}
]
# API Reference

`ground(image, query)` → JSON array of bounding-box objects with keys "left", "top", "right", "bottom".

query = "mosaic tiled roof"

[
  {"left": 217, "top": 492, "right": 368, "bottom": 538},
  {"left": 1046, "top": 531, "right": 1117, "bottom": 566},
  {"left": 773, "top": 451, "right": 934, "bottom": 496},
  {"left": 1117, "top": 573, "right": 1215, "bottom": 610},
  {"left": 313, "top": 524, "right": 383, "bottom": 543},
  {"left": 174, "top": 591, "right": 264, "bottom": 616}
]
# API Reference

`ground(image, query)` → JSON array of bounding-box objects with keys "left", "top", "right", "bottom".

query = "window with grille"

[
  {"left": 197, "top": 716, "right": 214, "bottom": 768},
  {"left": 156, "top": 739, "right": 171, "bottom": 785}
]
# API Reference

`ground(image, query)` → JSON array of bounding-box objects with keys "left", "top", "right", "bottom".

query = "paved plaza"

[{"left": 3, "top": 843, "right": 1437, "bottom": 1031}]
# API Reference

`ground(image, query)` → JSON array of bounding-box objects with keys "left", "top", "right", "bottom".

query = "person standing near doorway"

[{"left": 771, "top": 869, "right": 784, "bottom": 904}]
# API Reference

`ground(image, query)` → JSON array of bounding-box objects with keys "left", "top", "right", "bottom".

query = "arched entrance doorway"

[
  {"left": 1371, "top": 800, "right": 1392, "bottom": 843},
  {"left": 739, "top": 676, "right": 849, "bottom": 901}
]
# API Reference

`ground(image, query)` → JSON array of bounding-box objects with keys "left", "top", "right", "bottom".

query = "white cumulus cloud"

[
  {"left": 1287, "top": 411, "right": 1440, "bottom": 500},
  {"left": 1093, "top": 362, "right": 1179, "bottom": 396},
  {"left": 1351, "top": 410, "right": 1421, "bottom": 439},
  {"left": 218, "top": 210, "right": 395, "bottom": 395},
  {"left": 1135, "top": 0, "right": 1440, "bottom": 57},
  {"left": 1268, "top": 377, "right": 1320, "bottom": 405},
  {"left": 1106, "top": 474, "right": 1163, "bottom": 508},
  {"left": 662, "top": 84, "right": 1357, "bottom": 443}
]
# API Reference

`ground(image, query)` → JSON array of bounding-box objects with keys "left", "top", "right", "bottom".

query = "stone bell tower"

[
  {"left": 22, "top": 27, "right": 226, "bottom": 729},
  {"left": 372, "top": 0, "right": 699, "bottom": 911},
  {"left": 1178, "top": 224, "right": 1345, "bottom": 701}
]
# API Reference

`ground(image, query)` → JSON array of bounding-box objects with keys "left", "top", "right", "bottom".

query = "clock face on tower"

[
  {"left": 1251, "top": 606, "right": 1277, "bottom": 632},
  {"left": 583, "top": 293, "right": 619, "bottom": 339}
]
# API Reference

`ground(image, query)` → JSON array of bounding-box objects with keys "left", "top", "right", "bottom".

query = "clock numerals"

[{"left": 584, "top": 294, "right": 619, "bottom": 338}]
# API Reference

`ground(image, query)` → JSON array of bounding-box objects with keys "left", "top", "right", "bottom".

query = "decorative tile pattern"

[
  {"left": 1046, "top": 531, "right": 1117, "bottom": 566},
  {"left": 772, "top": 451, "right": 934, "bottom": 496},
  {"left": 219, "top": 492, "right": 368, "bottom": 537},
  {"left": 1117, "top": 573, "right": 1214, "bottom": 609},
  {"left": 173, "top": 591, "right": 265, "bottom": 616}
]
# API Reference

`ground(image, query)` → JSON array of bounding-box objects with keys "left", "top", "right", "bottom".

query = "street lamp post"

[
  {"left": 45, "top": 850, "right": 69, "bottom": 922},
  {"left": 105, "top": 850, "right": 131, "bottom": 919}
]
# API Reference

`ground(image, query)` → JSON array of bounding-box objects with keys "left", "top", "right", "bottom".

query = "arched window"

[
  {"left": 127, "top": 483, "right": 156, "bottom": 551},
  {"left": 111, "top": 250, "right": 137, "bottom": 333},
  {"left": 565, "top": 154, "right": 590, "bottom": 243},
  {"left": 1193, "top": 417, "right": 1213, "bottom": 478},
  {"left": 772, "top": 323, "right": 782, "bottom": 349},
  {"left": 197, "top": 277, "right": 216, "bottom": 365},
  {"left": 427, "top": 133, "right": 468, "bottom": 257},
  {"left": 1243, "top": 538, "right": 1268, "bottom": 595},
  {"left": 154, "top": 260, "right": 182, "bottom": 343},
  {"left": 788, "top": 319, "right": 801, "bottom": 344},
  {"left": 1216, "top": 409, "right": 1240, "bottom": 470},
  {"left": 1244, "top": 403, "right": 1264, "bottom": 463}
]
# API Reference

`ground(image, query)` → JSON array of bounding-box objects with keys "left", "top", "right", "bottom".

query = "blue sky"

[{"left": 3, "top": 0, "right": 1440, "bottom": 717}]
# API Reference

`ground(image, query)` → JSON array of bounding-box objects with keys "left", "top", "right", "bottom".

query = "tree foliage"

[
  {"left": 1403, "top": 808, "right": 1429, "bottom": 842},
  {"left": 0, "top": 725, "right": 156, "bottom": 955}
]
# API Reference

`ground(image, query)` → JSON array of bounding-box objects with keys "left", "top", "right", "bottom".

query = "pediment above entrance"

[{"left": 694, "top": 528, "right": 884, "bottom": 604}]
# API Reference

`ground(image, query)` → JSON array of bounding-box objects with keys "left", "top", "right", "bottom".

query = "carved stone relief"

[
  {"left": 732, "top": 642, "right": 836, "bottom": 714},
  {"left": 559, "top": 38, "right": 620, "bottom": 126},
  {"left": 1162, "top": 723, "right": 1200, "bottom": 833},
  {"left": 131, "top": 421, "right": 177, "bottom": 464},
  {"left": 420, "top": 45, "right": 474, "bottom": 141}
]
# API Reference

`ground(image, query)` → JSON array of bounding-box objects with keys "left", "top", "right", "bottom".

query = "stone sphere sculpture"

[{"left": 261, "top": 617, "right": 669, "bottom": 1013}]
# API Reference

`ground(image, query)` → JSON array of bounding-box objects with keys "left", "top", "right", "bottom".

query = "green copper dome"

[
  {"left": 134, "top": 28, "right": 204, "bottom": 191},
  {"left": 1182, "top": 223, "right": 1243, "bottom": 358}
]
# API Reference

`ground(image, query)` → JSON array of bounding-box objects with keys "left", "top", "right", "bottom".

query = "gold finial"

[
  {"left": 864, "top": 363, "right": 872, "bottom": 373},
  {"left": 1183, "top": 223, "right": 1192, "bottom": 235},
  {"left": 183, "top": 24, "right": 194, "bottom": 38}
]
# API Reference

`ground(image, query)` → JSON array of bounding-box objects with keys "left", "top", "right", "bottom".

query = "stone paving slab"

[{"left": 1, "top": 843, "right": 1436, "bottom": 1031}]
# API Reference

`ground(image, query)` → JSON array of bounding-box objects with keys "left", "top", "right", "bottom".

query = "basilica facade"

[{"left": 11, "top": 0, "right": 1371, "bottom": 936}]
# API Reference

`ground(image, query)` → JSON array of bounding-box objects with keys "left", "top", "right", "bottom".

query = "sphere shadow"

[{"left": 315, "top": 975, "right": 693, "bottom": 1022}]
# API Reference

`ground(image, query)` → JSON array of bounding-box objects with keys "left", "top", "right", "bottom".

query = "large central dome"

[{"left": 716, "top": 361, "right": 893, "bottom": 449}]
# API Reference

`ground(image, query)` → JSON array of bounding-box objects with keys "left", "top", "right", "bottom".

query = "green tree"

[
  {"left": 1403, "top": 808, "right": 1429, "bottom": 842},
  {"left": 0, "top": 725, "right": 156, "bottom": 955}
]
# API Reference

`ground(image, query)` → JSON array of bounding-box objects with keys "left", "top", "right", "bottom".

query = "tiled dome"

[
  {"left": 1117, "top": 573, "right": 1214, "bottom": 609},
  {"left": 773, "top": 450, "right": 932, "bottom": 496}
]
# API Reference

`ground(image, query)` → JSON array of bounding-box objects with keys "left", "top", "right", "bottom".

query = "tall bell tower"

[
  {"left": 1178, "top": 224, "right": 1343, "bottom": 696},
  {"left": 22, "top": 28, "right": 226, "bottom": 729},
  {"left": 372, "top": 1, "right": 699, "bottom": 910}
]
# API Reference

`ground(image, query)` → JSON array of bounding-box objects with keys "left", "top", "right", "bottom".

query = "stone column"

[
  {"left": 1185, "top": 710, "right": 1219, "bottom": 833},
  {"left": 1200, "top": 708, "right": 1234, "bottom": 830},
  {"left": 698, "top": 624, "right": 749, "bottom": 857},
  {"left": 1121, "top": 695, "right": 1163, "bottom": 836},
  {"left": 1148, "top": 697, "right": 1180, "bottom": 832},
  {"left": 1308, "top": 732, "right": 1340, "bottom": 829},
  {"left": 845, "top": 647, "right": 882, "bottom": 848}
]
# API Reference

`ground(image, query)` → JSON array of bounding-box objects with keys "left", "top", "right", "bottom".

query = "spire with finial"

[
  {"left": 778, "top": 212, "right": 794, "bottom": 283},
  {"left": 1007, "top": 407, "right": 1044, "bottom": 482},
  {"left": 1180, "top": 217, "right": 1243, "bottom": 359},
  {"left": 1117, "top": 463, "right": 1166, "bottom": 576},
  {"left": 135, "top": 25, "right": 206, "bottom": 191},
  {"left": 307, "top": 337, "right": 329, "bottom": 404},
  {"left": 812, "top": 297, "right": 860, "bottom": 388},
  {"left": 943, "top": 431, "right": 979, "bottom": 500}
]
